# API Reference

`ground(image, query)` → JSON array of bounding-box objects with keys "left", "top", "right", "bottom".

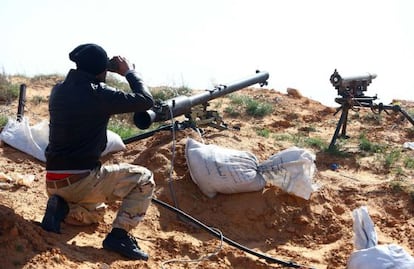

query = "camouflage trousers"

[{"left": 46, "top": 163, "right": 155, "bottom": 232}]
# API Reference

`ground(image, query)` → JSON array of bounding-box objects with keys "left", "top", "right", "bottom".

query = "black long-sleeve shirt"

[{"left": 45, "top": 69, "right": 154, "bottom": 170}]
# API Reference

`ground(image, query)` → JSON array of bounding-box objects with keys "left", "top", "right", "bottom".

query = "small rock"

[{"left": 287, "top": 88, "right": 303, "bottom": 98}]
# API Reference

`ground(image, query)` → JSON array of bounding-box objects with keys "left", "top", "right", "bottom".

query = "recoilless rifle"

[
  {"left": 123, "top": 70, "right": 270, "bottom": 144},
  {"left": 328, "top": 69, "right": 414, "bottom": 150},
  {"left": 128, "top": 70, "right": 315, "bottom": 268}
]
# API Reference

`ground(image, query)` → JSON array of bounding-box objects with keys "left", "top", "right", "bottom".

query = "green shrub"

[
  {"left": 0, "top": 114, "right": 8, "bottom": 129},
  {"left": 226, "top": 94, "right": 273, "bottom": 118},
  {"left": 151, "top": 86, "right": 193, "bottom": 101},
  {"left": 324, "top": 144, "right": 351, "bottom": 158},
  {"left": 304, "top": 137, "right": 327, "bottom": 150},
  {"left": 256, "top": 128, "right": 271, "bottom": 138},
  {"left": 245, "top": 98, "right": 273, "bottom": 117},
  {"left": 0, "top": 72, "right": 19, "bottom": 103},
  {"left": 359, "top": 134, "right": 385, "bottom": 153},
  {"left": 227, "top": 94, "right": 247, "bottom": 105},
  {"left": 384, "top": 149, "right": 401, "bottom": 169},
  {"left": 404, "top": 157, "right": 414, "bottom": 169},
  {"left": 108, "top": 118, "right": 137, "bottom": 140},
  {"left": 224, "top": 105, "right": 240, "bottom": 117}
]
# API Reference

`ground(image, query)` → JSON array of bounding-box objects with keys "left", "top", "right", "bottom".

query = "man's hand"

[{"left": 108, "top": 56, "right": 135, "bottom": 76}]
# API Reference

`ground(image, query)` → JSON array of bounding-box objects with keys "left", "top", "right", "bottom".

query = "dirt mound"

[{"left": 0, "top": 78, "right": 413, "bottom": 268}]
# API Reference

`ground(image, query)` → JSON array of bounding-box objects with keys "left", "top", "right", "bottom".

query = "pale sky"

[{"left": 1, "top": 0, "right": 413, "bottom": 106}]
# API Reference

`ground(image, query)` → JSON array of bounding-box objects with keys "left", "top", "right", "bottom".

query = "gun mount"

[
  {"left": 123, "top": 70, "right": 270, "bottom": 144},
  {"left": 328, "top": 69, "right": 414, "bottom": 150}
]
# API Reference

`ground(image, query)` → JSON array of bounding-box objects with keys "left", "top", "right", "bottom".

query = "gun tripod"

[{"left": 328, "top": 96, "right": 414, "bottom": 150}]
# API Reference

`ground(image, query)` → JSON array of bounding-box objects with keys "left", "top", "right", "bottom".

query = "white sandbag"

[
  {"left": 347, "top": 206, "right": 414, "bottom": 269},
  {"left": 185, "top": 138, "right": 266, "bottom": 198},
  {"left": 403, "top": 141, "right": 414, "bottom": 150},
  {"left": 348, "top": 244, "right": 414, "bottom": 269},
  {"left": 102, "top": 129, "right": 126, "bottom": 155},
  {"left": 30, "top": 120, "right": 50, "bottom": 152},
  {"left": 258, "top": 147, "right": 318, "bottom": 200},
  {"left": 185, "top": 139, "right": 318, "bottom": 199},
  {"left": 0, "top": 117, "right": 47, "bottom": 162},
  {"left": 352, "top": 206, "right": 377, "bottom": 250},
  {"left": 0, "top": 117, "right": 126, "bottom": 162}
]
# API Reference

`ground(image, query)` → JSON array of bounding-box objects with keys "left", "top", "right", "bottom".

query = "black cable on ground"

[{"left": 152, "top": 197, "right": 315, "bottom": 269}]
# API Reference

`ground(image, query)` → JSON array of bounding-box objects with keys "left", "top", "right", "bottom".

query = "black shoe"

[
  {"left": 103, "top": 230, "right": 149, "bottom": 261},
  {"left": 41, "top": 195, "right": 69, "bottom": 233}
]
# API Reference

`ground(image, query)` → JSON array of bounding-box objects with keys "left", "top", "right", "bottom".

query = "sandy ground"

[{"left": 0, "top": 75, "right": 413, "bottom": 269}]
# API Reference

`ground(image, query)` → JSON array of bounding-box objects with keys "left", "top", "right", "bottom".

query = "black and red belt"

[{"left": 46, "top": 172, "right": 90, "bottom": 189}]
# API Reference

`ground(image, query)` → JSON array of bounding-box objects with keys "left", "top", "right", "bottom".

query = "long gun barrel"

[{"left": 133, "top": 70, "right": 270, "bottom": 129}]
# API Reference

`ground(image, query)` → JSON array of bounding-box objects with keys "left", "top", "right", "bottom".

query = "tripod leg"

[
  {"left": 399, "top": 108, "right": 414, "bottom": 126},
  {"left": 377, "top": 104, "right": 414, "bottom": 127},
  {"left": 329, "top": 106, "right": 349, "bottom": 150},
  {"left": 340, "top": 107, "right": 349, "bottom": 138}
]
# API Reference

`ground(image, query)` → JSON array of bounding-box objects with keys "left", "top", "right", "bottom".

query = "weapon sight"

[{"left": 330, "top": 69, "right": 377, "bottom": 98}]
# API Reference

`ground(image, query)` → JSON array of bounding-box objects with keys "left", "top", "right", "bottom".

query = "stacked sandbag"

[
  {"left": 0, "top": 117, "right": 125, "bottom": 162},
  {"left": 185, "top": 138, "right": 318, "bottom": 199}
]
